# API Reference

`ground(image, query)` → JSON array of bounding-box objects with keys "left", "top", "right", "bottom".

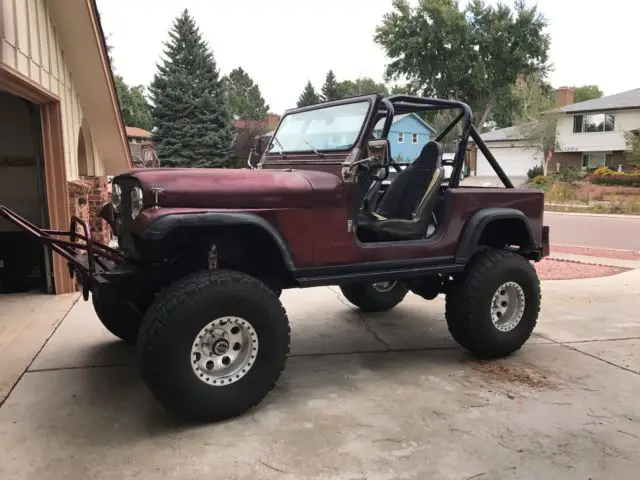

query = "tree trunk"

[
  {"left": 476, "top": 98, "right": 495, "bottom": 130},
  {"left": 543, "top": 148, "right": 553, "bottom": 176}
]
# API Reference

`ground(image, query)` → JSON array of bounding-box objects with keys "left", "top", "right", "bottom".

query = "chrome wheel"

[
  {"left": 490, "top": 281, "right": 526, "bottom": 332},
  {"left": 372, "top": 281, "right": 397, "bottom": 293},
  {"left": 190, "top": 316, "right": 258, "bottom": 386}
]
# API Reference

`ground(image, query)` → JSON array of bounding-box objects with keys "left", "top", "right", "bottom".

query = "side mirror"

[
  {"left": 366, "top": 138, "right": 390, "bottom": 166},
  {"left": 254, "top": 137, "right": 262, "bottom": 156}
]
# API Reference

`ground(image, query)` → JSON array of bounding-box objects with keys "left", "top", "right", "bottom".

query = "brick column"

[{"left": 67, "top": 176, "right": 112, "bottom": 245}]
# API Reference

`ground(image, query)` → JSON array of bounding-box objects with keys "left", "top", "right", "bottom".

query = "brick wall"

[
  {"left": 67, "top": 176, "right": 112, "bottom": 245},
  {"left": 553, "top": 152, "right": 633, "bottom": 172}
]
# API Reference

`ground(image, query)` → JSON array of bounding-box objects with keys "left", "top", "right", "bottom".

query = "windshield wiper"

[
  {"left": 272, "top": 137, "right": 288, "bottom": 158},
  {"left": 304, "top": 140, "right": 326, "bottom": 158}
]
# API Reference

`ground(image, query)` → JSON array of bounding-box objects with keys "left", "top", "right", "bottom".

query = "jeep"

[{"left": 0, "top": 94, "right": 550, "bottom": 423}]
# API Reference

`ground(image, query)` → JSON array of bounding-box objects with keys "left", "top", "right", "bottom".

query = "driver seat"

[{"left": 358, "top": 141, "right": 444, "bottom": 241}]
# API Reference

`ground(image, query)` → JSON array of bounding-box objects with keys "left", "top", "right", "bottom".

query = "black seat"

[{"left": 358, "top": 141, "right": 444, "bottom": 241}]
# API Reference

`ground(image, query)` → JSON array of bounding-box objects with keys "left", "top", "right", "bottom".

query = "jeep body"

[{"left": 104, "top": 94, "right": 548, "bottom": 293}]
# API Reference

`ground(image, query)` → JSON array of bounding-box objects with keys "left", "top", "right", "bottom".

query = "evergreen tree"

[
  {"left": 297, "top": 81, "right": 321, "bottom": 107},
  {"left": 321, "top": 70, "right": 340, "bottom": 101},
  {"left": 225, "top": 67, "right": 269, "bottom": 120},
  {"left": 149, "top": 9, "right": 234, "bottom": 168}
]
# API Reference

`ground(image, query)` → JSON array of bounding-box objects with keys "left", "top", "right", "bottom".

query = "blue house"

[{"left": 374, "top": 113, "right": 436, "bottom": 162}]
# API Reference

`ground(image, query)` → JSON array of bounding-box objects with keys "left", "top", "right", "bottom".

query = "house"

[
  {"left": 554, "top": 87, "right": 640, "bottom": 171},
  {"left": 374, "top": 113, "right": 436, "bottom": 162},
  {"left": 0, "top": 0, "right": 131, "bottom": 294},
  {"left": 233, "top": 113, "right": 281, "bottom": 163},
  {"left": 472, "top": 125, "right": 544, "bottom": 177},
  {"left": 125, "top": 126, "right": 159, "bottom": 168}
]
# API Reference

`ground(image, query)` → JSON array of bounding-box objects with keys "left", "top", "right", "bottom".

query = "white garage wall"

[{"left": 476, "top": 142, "right": 544, "bottom": 177}]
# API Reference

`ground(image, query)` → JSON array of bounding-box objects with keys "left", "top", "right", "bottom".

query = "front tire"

[
  {"left": 92, "top": 292, "right": 143, "bottom": 345},
  {"left": 138, "top": 270, "right": 290, "bottom": 422},
  {"left": 340, "top": 281, "right": 408, "bottom": 312},
  {"left": 445, "top": 250, "right": 540, "bottom": 359}
]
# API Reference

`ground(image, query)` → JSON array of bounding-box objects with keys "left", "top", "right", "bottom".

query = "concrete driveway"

[{"left": 2, "top": 268, "right": 640, "bottom": 479}]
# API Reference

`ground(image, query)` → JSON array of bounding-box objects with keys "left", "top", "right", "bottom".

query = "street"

[{"left": 545, "top": 211, "right": 640, "bottom": 250}]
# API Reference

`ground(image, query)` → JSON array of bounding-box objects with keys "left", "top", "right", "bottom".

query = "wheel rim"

[
  {"left": 371, "top": 281, "right": 397, "bottom": 293},
  {"left": 190, "top": 317, "right": 258, "bottom": 386},
  {"left": 490, "top": 281, "right": 526, "bottom": 332}
]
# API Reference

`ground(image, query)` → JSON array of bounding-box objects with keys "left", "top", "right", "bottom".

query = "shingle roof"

[
  {"left": 125, "top": 126, "right": 152, "bottom": 138},
  {"left": 560, "top": 88, "right": 640, "bottom": 113},
  {"left": 478, "top": 125, "right": 525, "bottom": 142}
]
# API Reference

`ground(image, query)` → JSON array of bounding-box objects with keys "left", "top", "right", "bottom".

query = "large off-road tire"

[
  {"left": 138, "top": 270, "right": 290, "bottom": 422},
  {"left": 445, "top": 249, "right": 540, "bottom": 359},
  {"left": 92, "top": 292, "right": 143, "bottom": 345},
  {"left": 340, "top": 281, "right": 408, "bottom": 313}
]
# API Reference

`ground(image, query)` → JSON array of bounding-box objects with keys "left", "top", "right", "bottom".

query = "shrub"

[
  {"left": 527, "top": 165, "right": 544, "bottom": 179},
  {"left": 532, "top": 175, "right": 547, "bottom": 187},
  {"left": 589, "top": 167, "right": 640, "bottom": 186},
  {"left": 556, "top": 165, "right": 581, "bottom": 183}
]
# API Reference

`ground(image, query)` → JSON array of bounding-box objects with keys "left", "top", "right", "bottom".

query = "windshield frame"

[{"left": 265, "top": 95, "right": 377, "bottom": 156}]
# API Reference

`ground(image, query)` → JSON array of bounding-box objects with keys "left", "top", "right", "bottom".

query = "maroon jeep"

[{"left": 0, "top": 94, "right": 549, "bottom": 422}]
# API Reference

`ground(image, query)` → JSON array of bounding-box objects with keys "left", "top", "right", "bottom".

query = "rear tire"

[
  {"left": 92, "top": 292, "right": 142, "bottom": 345},
  {"left": 445, "top": 250, "right": 540, "bottom": 359},
  {"left": 340, "top": 281, "right": 408, "bottom": 312},
  {"left": 138, "top": 269, "right": 290, "bottom": 422}
]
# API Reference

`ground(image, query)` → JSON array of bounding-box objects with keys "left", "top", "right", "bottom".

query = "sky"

[{"left": 97, "top": 0, "right": 640, "bottom": 115}]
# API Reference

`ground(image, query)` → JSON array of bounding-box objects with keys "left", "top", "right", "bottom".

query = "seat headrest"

[{"left": 415, "top": 141, "right": 443, "bottom": 170}]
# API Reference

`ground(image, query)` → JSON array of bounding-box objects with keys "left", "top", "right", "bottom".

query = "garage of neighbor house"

[
  {"left": 473, "top": 126, "right": 544, "bottom": 177},
  {"left": 0, "top": 91, "right": 52, "bottom": 294}
]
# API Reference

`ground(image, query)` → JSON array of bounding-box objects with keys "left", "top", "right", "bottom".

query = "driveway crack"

[{"left": 327, "top": 286, "right": 391, "bottom": 351}]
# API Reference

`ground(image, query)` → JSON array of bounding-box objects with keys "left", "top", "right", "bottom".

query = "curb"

[
  {"left": 552, "top": 243, "right": 640, "bottom": 254},
  {"left": 547, "top": 256, "right": 633, "bottom": 270},
  {"left": 544, "top": 210, "right": 640, "bottom": 219}
]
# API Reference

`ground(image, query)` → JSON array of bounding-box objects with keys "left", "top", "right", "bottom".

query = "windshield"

[{"left": 268, "top": 101, "right": 370, "bottom": 154}]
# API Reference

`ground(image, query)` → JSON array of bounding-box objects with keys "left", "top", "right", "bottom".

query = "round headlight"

[
  {"left": 111, "top": 183, "right": 122, "bottom": 210},
  {"left": 131, "top": 187, "right": 144, "bottom": 219}
]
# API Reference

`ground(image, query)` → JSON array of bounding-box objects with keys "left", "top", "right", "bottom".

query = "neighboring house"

[
  {"left": 0, "top": 0, "right": 131, "bottom": 294},
  {"left": 554, "top": 87, "right": 640, "bottom": 171},
  {"left": 233, "top": 113, "right": 281, "bottom": 163},
  {"left": 374, "top": 113, "right": 436, "bottom": 162},
  {"left": 125, "top": 126, "right": 159, "bottom": 168},
  {"left": 472, "top": 125, "right": 544, "bottom": 177}
]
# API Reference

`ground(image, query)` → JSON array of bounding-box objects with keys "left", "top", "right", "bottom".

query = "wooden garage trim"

[{"left": 0, "top": 65, "right": 74, "bottom": 294}]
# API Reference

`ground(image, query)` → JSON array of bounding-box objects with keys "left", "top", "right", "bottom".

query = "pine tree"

[
  {"left": 297, "top": 81, "right": 321, "bottom": 107},
  {"left": 149, "top": 9, "right": 234, "bottom": 168},
  {"left": 321, "top": 70, "right": 340, "bottom": 101},
  {"left": 225, "top": 67, "right": 269, "bottom": 120}
]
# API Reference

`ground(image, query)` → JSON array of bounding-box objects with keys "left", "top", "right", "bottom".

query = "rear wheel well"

[{"left": 477, "top": 218, "right": 534, "bottom": 250}]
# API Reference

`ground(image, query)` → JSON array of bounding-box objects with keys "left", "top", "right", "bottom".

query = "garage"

[
  {"left": 473, "top": 126, "right": 544, "bottom": 177},
  {"left": 0, "top": 92, "right": 52, "bottom": 294}
]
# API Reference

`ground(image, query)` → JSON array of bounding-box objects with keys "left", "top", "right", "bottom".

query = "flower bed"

[{"left": 588, "top": 167, "right": 640, "bottom": 186}]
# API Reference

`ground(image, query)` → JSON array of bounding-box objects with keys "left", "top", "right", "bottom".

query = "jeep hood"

[{"left": 116, "top": 168, "right": 345, "bottom": 209}]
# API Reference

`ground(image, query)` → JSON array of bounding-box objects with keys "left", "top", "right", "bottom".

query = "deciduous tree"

[
  {"left": 374, "top": 0, "right": 551, "bottom": 129},
  {"left": 571, "top": 85, "right": 603, "bottom": 104}
]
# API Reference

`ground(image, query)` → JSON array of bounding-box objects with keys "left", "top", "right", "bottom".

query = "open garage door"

[
  {"left": 0, "top": 92, "right": 52, "bottom": 294},
  {"left": 476, "top": 145, "right": 543, "bottom": 177}
]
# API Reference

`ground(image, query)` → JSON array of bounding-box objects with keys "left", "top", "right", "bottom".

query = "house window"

[
  {"left": 581, "top": 152, "right": 613, "bottom": 169},
  {"left": 412, "top": 133, "right": 418, "bottom": 144},
  {"left": 397, "top": 132, "right": 404, "bottom": 143},
  {"left": 573, "top": 114, "right": 615, "bottom": 133}
]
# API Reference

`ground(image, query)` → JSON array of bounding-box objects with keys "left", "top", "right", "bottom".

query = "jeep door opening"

[{"left": 0, "top": 94, "right": 550, "bottom": 422}]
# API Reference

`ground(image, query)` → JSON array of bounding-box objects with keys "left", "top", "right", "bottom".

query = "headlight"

[
  {"left": 111, "top": 183, "right": 122, "bottom": 210},
  {"left": 131, "top": 186, "right": 144, "bottom": 219}
]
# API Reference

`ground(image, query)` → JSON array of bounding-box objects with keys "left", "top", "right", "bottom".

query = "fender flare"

[
  {"left": 455, "top": 208, "right": 535, "bottom": 264},
  {"left": 140, "top": 212, "right": 296, "bottom": 271}
]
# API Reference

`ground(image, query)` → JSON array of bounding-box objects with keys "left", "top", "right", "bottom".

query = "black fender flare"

[
  {"left": 455, "top": 208, "right": 535, "bottom": 264},
  {"left": 140, "top": 212, "right": 296, "bottom": 271}
]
